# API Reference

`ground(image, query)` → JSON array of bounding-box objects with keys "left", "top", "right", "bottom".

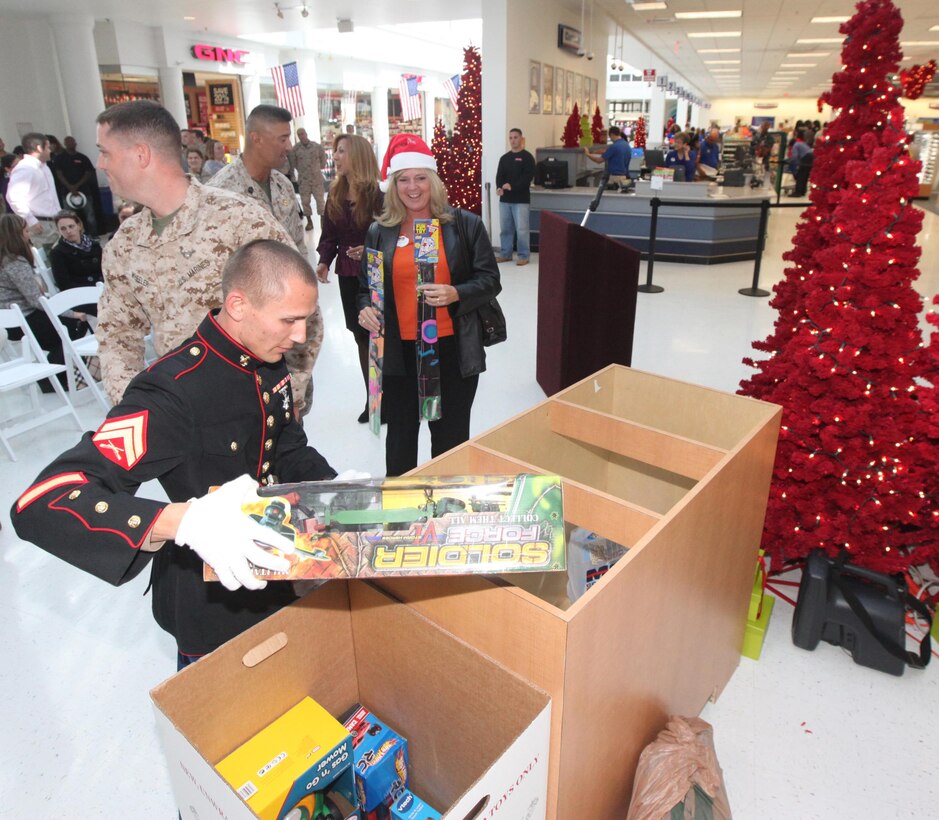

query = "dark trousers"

[{"left": 382, "top": 336, "right": 478, "bottom": 476}]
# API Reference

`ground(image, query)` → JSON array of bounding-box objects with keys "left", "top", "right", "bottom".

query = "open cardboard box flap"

[{"left": 151, "top": 581, "right": 551, "bottom": 819}]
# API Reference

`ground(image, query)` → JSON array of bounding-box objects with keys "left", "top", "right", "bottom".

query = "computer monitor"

[
  {"left": 644, "top": 148, "right": 665, "bottom": 169},
  {"left": 628, "top": 147, "right": 644, "bottom": 179}
]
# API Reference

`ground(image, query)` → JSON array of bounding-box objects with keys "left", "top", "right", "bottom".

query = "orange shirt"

[{"left": 392, "top": 239, "right": 455, "bottom": 340}]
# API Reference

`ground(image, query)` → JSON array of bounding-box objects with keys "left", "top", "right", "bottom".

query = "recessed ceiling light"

[
  {"left": 710, "top": 68, "right": 740, "bottom": 73},
  {"left": 930, "top": 25, "right": 939, "bottom": 32},
  {"left": 811, "top": 16, "right": 849, "bottom": 23},
  {"left": 697, "top": 48, "right": 740, "bottom": 53},
  {"left": 631, "top": 2, "right": 668, "bottom": 10},
  {"left": 687, "top": 31, "right": 742, "bottom": 38},
  {"left": 797, "top": 38, "right": 842, "bottom": 44},
  {"left": 183, "top": 16, "right": 195, "bottom": 20},
  {"left": 787, "top": 51, "right": 830, "bottom": 57},
  {"left": 901, "top": 41, "right": 939, "bottom": 46},
  {"left": 704, "top": 60, "right": 740, "bottom": 64},
  {"left": 675, "top": 11, "right": 742, "bottom": 19},
  {"left": 781, "top": 63, "right": 817, "bottom": 67}
]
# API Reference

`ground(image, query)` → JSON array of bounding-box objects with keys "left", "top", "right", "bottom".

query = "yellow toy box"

[{"left": 215, "top": 696, "right": 356, "bottom": 820}]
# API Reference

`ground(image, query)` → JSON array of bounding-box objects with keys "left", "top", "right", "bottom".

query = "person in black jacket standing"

[
  {"left": 494, "top": 128, "right": 535, "bottom": 266},
  {"left": 358, "top": 135, "right": 500, "bottom": 476}
]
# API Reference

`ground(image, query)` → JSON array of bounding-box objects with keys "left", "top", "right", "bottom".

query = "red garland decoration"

[
  {"left": 439, "top": 46, "right": 482, "bottom": 214},
  {"left": 562, "top": 104, "right": 582, "bottom": 148},
  {"left": 634, "top": 117, "right": 647, "bottom": 149},
  {"left": 899, "top": 60, "right": 937, "bottom": 100},
  {"left": 591, "top": 106, "right": 606, "bottom": 144}
]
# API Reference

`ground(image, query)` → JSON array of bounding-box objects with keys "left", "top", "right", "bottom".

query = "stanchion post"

[
  {"left": 639, "top": 196, "right": 665, "bottom": 294},
  {"left": 739, "top": 198, "right": 771, "bottom": 297}
]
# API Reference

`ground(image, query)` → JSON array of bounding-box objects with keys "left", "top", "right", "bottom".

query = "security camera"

[
  {"left": 586, "top": 52, "right": 594, "bottom": 61},
  {"left": 576, "top": 48, "right": 586, "bottom": 57}
]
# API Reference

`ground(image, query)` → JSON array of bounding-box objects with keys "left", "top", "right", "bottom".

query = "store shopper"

[
  {"left": 357, "top": 135, "right": 501, "bottom": 475},
  {"left": 315, "top": 133, "right": 383, "bottom": 423},
  {"left": 11, "top": 239, "right": 337, "bottom": 669},
  {"left": 49, "top": 209, "right": 103, "bottom": 318},
  {"left": 186, "top": 147, "right": 208, "bottom": 181},
  {"left": 5, "top": 132, "right": 61, "bottom": 252},
  {"left": 495, "top": 127, "right": 535, "bottom": 266}
]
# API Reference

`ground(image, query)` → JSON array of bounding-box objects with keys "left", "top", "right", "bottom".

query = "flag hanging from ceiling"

[
  {"left": 272, "top": 61, "right": 305, "bottom": 117},
  {"left": 443, "top": 74, "right": 460, "bottom": 111},
  {"left": 399, "top": 74, "right": 423, "bottom": 121}
]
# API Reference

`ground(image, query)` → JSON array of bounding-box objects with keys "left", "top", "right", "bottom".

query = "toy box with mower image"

[{"left": 203, "top": 474, "right": 566, "bottom": 583}]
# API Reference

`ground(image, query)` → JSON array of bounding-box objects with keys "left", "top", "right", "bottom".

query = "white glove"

[{"left": 175, "top": 475, "right": 296, "bottom": 592}]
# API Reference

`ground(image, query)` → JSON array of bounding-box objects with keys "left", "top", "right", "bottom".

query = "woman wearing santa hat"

[{"left": 357, "top": 134, "right": 501, "bottom": 476}]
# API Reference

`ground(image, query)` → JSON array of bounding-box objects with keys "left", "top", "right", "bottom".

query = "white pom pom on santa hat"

[{"left": 379, "top": 133, "right": 437, "bottom": 191}]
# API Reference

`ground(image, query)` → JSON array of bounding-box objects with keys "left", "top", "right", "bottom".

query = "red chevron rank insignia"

[{"left": 92, "top": 410, "right": 149, "bottom": 469}]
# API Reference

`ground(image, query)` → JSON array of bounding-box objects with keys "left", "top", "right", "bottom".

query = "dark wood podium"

[{"left": 536, "top": 209, "right": 641, "bottom": 396}]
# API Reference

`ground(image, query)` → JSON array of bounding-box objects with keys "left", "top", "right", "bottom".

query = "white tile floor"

[{"left": 1, "top": 196, "right": 937, "bottom": 817}]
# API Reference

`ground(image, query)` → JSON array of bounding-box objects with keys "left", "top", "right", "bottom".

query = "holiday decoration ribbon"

[{"left": 414, "top": 219, "right": 442, "bottom": 422}]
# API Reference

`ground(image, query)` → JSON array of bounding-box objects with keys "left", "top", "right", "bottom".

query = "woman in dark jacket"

[
  {"left": 49, "top": 209, "right": 102, "bottom": 316},
  {"left": 358, "top": 136, "right": 500, "bottom": 476}
]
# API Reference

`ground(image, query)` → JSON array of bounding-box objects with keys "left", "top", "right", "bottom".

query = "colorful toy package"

[
  {"left": 204, "top": 474, "right": 565, "bottom": 583},
  {"left": 341, "top": 705, "right": 409, "bottom": 813},
  {"left": 390, "top": 789, "right": 442, "bottom": 820},
  {"left": 214, "top": 697, "right": 356, "bottom": 820}
]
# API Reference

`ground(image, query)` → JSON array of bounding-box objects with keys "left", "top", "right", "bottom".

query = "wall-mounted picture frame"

[
  {"left": 555, "top": 67, "right": 565, "bottom": 115},
  {"left": 574, "top": 73, "right": 584, "bottom": 115},
  {"left": 565, "top": 69, "right": 574, "bottom": 115},
  {"left": 529, "top": 60, "right": 541, "bottom": 114},
  {"left": 542, "top": 65, "right": 554, "bottom": 115}
]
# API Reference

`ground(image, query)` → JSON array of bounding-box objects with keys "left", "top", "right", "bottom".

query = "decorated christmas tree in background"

[
  {"left": 438, "top": 45, "right": 482, "bottom": 213},
  {"left": 633, "top": 116, "right": 647, "bottom": 149},
  {"left": 591, "top": 105, "right": 606, "bottom": 144},
  {"left": 561, "top": 103, "right": 582, "bottom": 148},
  {"left": 579, "top": 114, "right": 592, "bottom": 148},
  {"left": 431, "top": 118, "right": 451, "bottom": 190},
  {"left": 739, "top": 0, "right": 939, "bottom": 575}
]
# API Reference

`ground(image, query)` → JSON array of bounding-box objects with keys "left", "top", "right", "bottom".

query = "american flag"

[
  {"left": 399, "top": 74, "right": 423, "bottom": 121},
  {"left": 271, "top": 61, "right": 305, "bottom": 117},
  {"left": 443, "top": 74, "right": 460, "bottom": 111}
]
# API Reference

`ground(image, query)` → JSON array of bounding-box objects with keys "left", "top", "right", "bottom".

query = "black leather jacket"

[{"left": 358, "top": 207, "right": 501, "bottom": 378}]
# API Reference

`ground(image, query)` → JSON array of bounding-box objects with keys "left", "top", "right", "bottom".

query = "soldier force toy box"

[{"left": 205, "top": 474, "right": 566, "bottom": 583}]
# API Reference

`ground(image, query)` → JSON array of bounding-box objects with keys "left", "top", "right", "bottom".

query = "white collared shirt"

[{"left": 6, "top": 155, "right": 61, "bottom": 225}]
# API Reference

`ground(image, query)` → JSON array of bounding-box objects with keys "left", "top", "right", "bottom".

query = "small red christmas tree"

[
  {"left": 633, "top": 117, "right": 647, "bottom": 149},
  {"left": 446, "top": 46, "right": 482, "bottom": 213},
  {"left": 740, "top": 0, "right": 939, "bottom": 575},
  {"left": 561, "top": 104, "right": 581, "bottom": 148},
  {"left": 431, "top": 118, "right": 451, "bottom": 191},
  {"left": 591, "top": 105, "right": 605, "bottom": 144}
]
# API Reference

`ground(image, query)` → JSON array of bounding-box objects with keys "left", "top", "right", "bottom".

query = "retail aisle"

[{"left": 1, "top": 203, "right": 937, "bottom": 817}]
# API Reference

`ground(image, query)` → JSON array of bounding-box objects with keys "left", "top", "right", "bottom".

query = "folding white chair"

[
  {"left": 39, "top": 283, "right": 110, "bottom": 412},
  {"left": 0, "top": 304, "right": 83, "bottom": 461}
]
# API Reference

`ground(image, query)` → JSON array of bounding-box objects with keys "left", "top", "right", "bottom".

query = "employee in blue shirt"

[
  {"left": 664, "top": 132, "right": 697, "bottom": 183},
  {"left": 696, "top": 127, "right": 722, "bottom": 179},
  {"left": 584, "top": 126, "right": 630, "bottom": 187}
]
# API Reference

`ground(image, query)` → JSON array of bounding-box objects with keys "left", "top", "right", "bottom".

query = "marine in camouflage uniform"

[
  {"left": 289, "top": 129, "right": 327, "bottom": 227},
  {"left": 98, "top": 178, "right": 299, "bottom": 406},
  {"left": 210, "top": 156, "right": 324, "bottom": 416}
]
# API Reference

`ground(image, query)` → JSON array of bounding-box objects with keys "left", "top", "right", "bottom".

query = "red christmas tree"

[
  {"left": 633, "top": 117, "right": 647, "bottom": 149},
  {"left": 445, "top": 46, "right": 482, "bottom": 213},
  {"left": 561, "top": 104, "right": 581, "bottom": 148},
  {"left": 739, "top": 0, "right": 939, "bottom": 575},
  {"left": 591, "top": 105, "right": 605, "bottom": 144},
  {"left": 431, "top": 118, "right": 452, "bottom": 191}
]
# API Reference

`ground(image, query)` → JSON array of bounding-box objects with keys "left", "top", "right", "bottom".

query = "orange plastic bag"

[{"left": 626, "top": 716, "right": 732, "bottom": 820}]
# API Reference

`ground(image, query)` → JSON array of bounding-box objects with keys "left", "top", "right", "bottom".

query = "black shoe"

[{"left": 357, "top": 407, "right": 368, "bottom": 424}]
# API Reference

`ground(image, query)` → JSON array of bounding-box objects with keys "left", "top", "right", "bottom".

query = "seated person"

[{"left": 665, "top": 133, "right": 697, "bottom": 183}]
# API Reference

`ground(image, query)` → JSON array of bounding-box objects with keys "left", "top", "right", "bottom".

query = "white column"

[
  {"left": 48, "top": 14, "right": 106, "bottom": 162},
  {"left": 481, "top": 0, "right": 509, "bottom": 238},
  {"left": 676, "top": 99, "right": 690, "bottom": 130},
  {"left": 157, "top": 66, "right": 188, "bottom": 128},
  {"left": 295, "top": 52, "right": 319, "bottom": 139},
  {"left": 689, "top": 103, "right": 700, "bottom": 129},
  {"left": 241, "top": 74, "right": 261, "bottom": 116},
  {"left": 372, "top": 85, "right": 389, "bottom": 162},
  {"left": 648, "top": 85, "right": 666, "bottom": 149}
]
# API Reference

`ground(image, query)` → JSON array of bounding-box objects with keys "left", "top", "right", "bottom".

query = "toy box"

[
  {"left": 341, "top": 705, "right": 408, "bottom": 811},
  {"left": 204, "top": 474, "right": 565, "bottom": 583},
  {"left": 391, "top": 790, "right": 442, "bottom": 820},
  {"left": 151, "top": 582, "right": 551, "bottom": 819},
  {"left": 214, "top": 696, "right": 355, "bottom": 820}
]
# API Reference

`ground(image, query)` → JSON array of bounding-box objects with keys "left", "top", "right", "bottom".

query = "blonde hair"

[
  {"left": 325, "top": 134, "right": 382, "bottom": 229},
  {"left": 378, "top": 168, "right": 453, "bottom": 227}
]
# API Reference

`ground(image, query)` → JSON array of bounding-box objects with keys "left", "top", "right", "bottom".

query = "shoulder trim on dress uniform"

[{"left": 17, "top": 472, "right": 87, "bottom": 512}]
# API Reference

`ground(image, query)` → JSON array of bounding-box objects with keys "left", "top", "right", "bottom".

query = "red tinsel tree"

[
  {"left": 591, "top": 105, "right": 605, "bottom": 144},
  {"left": 561, "top": 104, "right": 581, "bottom": 148},
  {"left": 739, "top": 0, "right": 939, "bottom": 575},
  {"left": 633, "top": 117, "right": 647, "bottom": 149},
  {"left": 431, "top": 118, "right": 452, "bottom": 191},
  {"left": 445, "top": 46, "right": 482, "bottom": 213}
]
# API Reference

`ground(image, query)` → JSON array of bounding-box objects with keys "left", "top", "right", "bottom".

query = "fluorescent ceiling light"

[
  {"left": 687, "top": 31, "right": 742, "bottom": 38},
  {"left": 710, "top": 68, "right": 740, "bottom": 73},
  {"left": 697, "top": 48, "right": 740, "bottom": 53},
  {"left": 931, "top": 25, "right": 939, "bottom": 32},
  {"left": 631, "top": 2, "right": 668, "bottom": 10},
  {"left": 902, "top": 41, "right": 939, "bottom": 46},
  {"left": 811, "top": 16, "right": 849, "bottom": 23},
  {"left": 704, "top": 59, "right": 740, "bottom": 64},
  {"left": 781, "top": 63, "right": 817, "bottom": 67},
  {"left": 788, "top": 51, "right": 830, "bottom": 57},
  {"left": 797, "top": 38, "right": 842, "bottom": 43},
  {"left": 675, "top": 11, "right": 741, "bottom": 19}
]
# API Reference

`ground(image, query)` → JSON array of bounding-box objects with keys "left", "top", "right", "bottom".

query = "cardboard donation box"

[
  {"left": 378, "top": 365, "right": 782, "bottom": 819},
  {"left": 151, "top": 582, "right": 551, "bottom": 819}
]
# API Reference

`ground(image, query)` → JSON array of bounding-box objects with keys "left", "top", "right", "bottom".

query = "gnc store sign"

[{"left": 192, "top": 43, "right": 250, "bottom": 65}]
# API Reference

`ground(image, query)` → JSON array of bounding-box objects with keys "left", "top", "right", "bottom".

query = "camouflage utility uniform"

[
  {"left": 97, "top": 179, "right": 304, "bottom": 406},
  {"left": 289, "top": 140, "right": 326, "bottom": 219},
  {"left": 209, "top": 158, "right": 323, "bottom": 415}
]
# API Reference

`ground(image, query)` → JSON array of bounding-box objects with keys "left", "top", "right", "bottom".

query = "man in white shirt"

[{"left": 6, "top": 132, "right": 61, "bottom": 250}]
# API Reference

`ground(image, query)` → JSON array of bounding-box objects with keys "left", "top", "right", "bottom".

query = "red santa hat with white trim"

[{"left": 379, "top": 133, "right": 437, "bottom": 191}]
